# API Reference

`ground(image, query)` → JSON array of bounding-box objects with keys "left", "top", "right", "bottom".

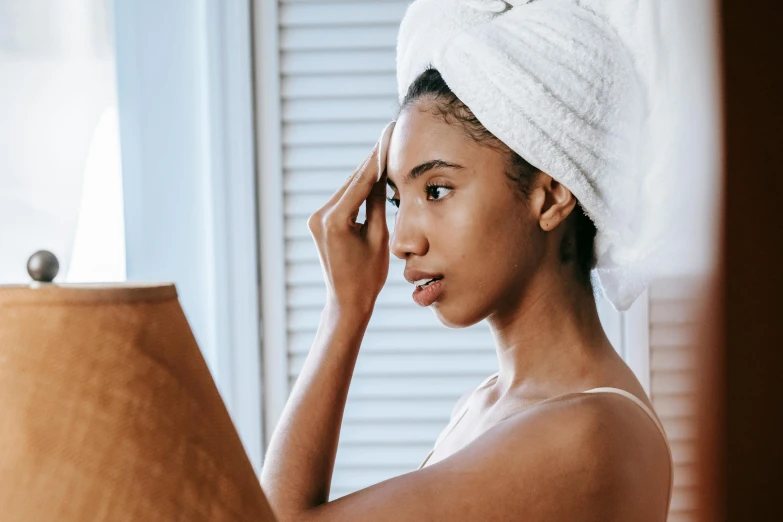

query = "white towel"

[{"left": 396, "top": 0, "right": 670, "bottom": 311}]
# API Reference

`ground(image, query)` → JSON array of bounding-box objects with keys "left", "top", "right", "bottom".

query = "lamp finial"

[{"left": 27, "top": 250, "right": 59, "bottom": 283}]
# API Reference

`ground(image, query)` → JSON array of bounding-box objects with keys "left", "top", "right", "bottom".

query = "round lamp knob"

[{"left": 27, "top": 250, "right": 60, "bottom": 283}]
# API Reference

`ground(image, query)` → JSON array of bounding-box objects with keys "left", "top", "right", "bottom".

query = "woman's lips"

[{"left": 412, "top": 278, "right": 444, "bottom": 307}]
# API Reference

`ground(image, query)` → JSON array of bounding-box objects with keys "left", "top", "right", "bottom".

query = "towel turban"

[{"left": 397, "top": 0, "right": 667, "bottom": 311}]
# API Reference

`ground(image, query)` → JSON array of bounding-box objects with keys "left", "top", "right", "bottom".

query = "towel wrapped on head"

[{"left": 397, "top": 0, "right": 668, "bottom": 311}]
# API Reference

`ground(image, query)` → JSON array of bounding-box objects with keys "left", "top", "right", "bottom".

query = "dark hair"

[{"left": 396, "top": 67, "right": 597, "bottom": 288}]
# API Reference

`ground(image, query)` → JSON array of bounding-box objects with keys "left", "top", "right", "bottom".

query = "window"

[{"left": 0, "top": 0, "right": 122, "bottom": 284}]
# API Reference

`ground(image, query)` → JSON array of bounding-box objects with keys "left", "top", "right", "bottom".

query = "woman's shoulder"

[
  {"left": 497, "top": 387, "right": 670, "bottom": 470},
  {"left": 412, "top": 391, "right": 670, "bottom": 521},
  {"left": 490, "top": 390, "right": 672, "bottom": 516}
]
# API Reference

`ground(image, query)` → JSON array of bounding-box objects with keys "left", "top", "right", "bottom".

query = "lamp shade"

[{"left": 0, "top": 283, "right": 276, "bottom": 521}]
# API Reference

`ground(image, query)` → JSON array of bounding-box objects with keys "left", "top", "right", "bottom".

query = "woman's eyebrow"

[{"left": 386, "top": 159, "right": 464, "bottom": 189}]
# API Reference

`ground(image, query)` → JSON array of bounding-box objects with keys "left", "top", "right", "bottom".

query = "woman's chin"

[{"left": 431, "top": 302, "right": 485, "bottom": 329}]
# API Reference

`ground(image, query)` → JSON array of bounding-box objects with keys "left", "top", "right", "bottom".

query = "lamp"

[{"left": 0, "top": 251, "right": 276, "bottom": 521}]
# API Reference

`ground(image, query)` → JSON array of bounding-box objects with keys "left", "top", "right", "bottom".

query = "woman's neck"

[{"left": 487, "top": 266, "right": 616, "bottom": 396}]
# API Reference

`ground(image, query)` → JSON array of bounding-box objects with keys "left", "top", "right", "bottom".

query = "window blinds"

[{"left": 649, "top": 278, "right": 700, "bottom": 522}]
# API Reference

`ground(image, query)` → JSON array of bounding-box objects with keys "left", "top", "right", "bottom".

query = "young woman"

[{"left": 261, "top": 1, "right": 673, "bottom": 520}]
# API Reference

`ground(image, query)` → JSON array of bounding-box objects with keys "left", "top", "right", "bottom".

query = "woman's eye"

[
  {"left": 426, "top": 185, "right": 452, "bottom": 201},
  {"left": 386, "top": 184, "right": 452, "bottom": 209}
]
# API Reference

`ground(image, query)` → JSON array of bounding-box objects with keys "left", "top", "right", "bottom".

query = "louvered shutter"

[
  {"left": 649, "top": 278, "right": 700, "bottom": 522},
  {"left": 277, "top": 0, "right": 624, "bottom": 501}
]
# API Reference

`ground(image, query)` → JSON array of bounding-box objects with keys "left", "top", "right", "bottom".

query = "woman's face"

[{"left": 386, "top": 101, "right": 546, "bottom": 327}]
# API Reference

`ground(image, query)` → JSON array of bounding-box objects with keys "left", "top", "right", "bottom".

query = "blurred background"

[{"left": 0, "top": 1, "right": 724, "bottom": 520}]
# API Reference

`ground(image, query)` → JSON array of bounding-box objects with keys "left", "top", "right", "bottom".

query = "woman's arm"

[
  {"left": 262, "top": 388, "right": 665, "bottom": 522},
  {"left": 261, "top": 128, "right": 391, "bottom": 519},
  {"left": 260, "top": 302, "right": 371, "bottom": 517}
]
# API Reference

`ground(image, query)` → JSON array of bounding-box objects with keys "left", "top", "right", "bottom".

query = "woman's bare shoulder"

[
  {"left": 475, "top": 391, "right": 671, "bottom": 519},
  {"left": 434, "top": 391, "right": 669, "bottom": 520},
  {"left": 298, "top": 392, "right": 668, "bottom": 522}
]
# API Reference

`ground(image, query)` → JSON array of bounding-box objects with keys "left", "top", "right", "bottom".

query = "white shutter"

[
  {"left": 649, "top": 278, "right": 700, "bottom": 522},
  {"left": 274, "top": 0, "right": 625, "bottom": 501}
]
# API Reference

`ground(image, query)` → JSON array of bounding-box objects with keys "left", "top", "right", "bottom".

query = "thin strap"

[
  {"left": 581, "top": 387, "right": 669, "bottom": 443},
  {"left": 581, "top": 387, "right": 675, "bottom": 515}
]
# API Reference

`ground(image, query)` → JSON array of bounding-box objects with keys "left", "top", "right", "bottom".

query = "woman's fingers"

[
  {"left": 317, "top": 121, "right": 394, "bottom": 235},
  {"left": 321, "top": 145, "right": 377, "bottom": 211},
  {"left": 333, "top": 141, "right": 381, "bottom": 221},
  {"left": 304, "top": 122, "right": 395, "bottom": 313}
]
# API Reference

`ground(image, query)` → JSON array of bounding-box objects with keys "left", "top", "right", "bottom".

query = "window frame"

[{"left": 114, "top": 0, "right": 263, "bottom": 473}]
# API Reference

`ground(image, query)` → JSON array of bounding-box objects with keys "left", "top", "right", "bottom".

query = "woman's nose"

[{"left": 389, "top": 208, "right": 428, "bottom": 260}]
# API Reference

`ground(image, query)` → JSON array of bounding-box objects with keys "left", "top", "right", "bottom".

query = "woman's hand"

[{"left": 307, "top": 124, "right": 394, "bottom": 316}]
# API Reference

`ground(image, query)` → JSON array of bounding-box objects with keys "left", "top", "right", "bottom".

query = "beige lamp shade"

[{"left": 0, "top": 283, "right": 276, "bottom": 522}]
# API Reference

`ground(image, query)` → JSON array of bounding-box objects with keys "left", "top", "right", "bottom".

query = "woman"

[{"left": 261, "top": 1, "right": 673, "bottom": 520}]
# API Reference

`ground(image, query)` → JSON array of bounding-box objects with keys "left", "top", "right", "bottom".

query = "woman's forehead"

[
  {"left": 386, "top": 117, "right": 505, "bottom": 186},
  {"left": 388, "top": 107, "right": 498, "bottom": 183}
]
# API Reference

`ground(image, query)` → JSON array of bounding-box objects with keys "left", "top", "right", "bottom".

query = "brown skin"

[{"left": 260, "top": 100, "right": 672, "bottom": 521}]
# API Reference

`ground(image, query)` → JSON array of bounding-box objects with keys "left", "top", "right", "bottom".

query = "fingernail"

[{"left": 377, "top": 121, "right": 396, "bottom": 183}]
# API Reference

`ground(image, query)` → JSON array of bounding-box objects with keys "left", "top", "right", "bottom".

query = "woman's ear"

[{"left": 532, "top": 174, "right": 577, "bottom": 232}]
